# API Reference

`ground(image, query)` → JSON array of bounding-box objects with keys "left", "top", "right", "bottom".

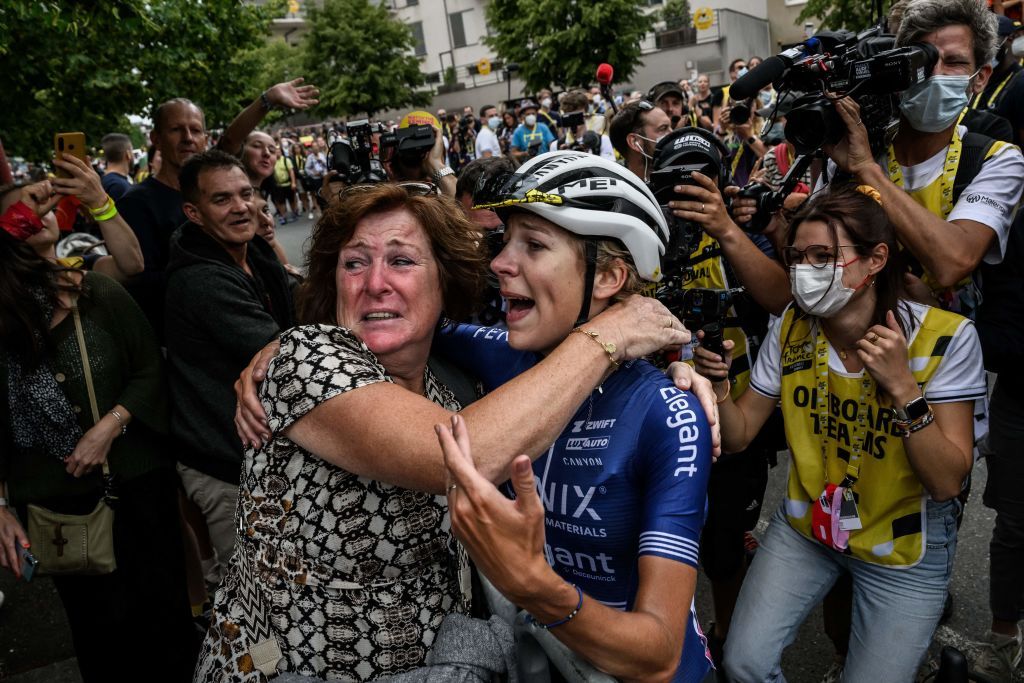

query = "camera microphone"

[
  {"left": 596, "top": 63, "right": 618, "bottom": 115},
  {"left": 730, "top": 57, "right": 787, "bottom": 101}
]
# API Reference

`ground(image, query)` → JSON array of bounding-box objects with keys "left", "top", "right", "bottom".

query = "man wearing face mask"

[
  {"left": 475, "top": 105, "right": 503, "bottom": 159},
  {"left": 981, "top": 17, "right": 1024, "bottom": 147},
  {"left": 509, "top": 99, "right": 555, "bottom": 161},
  {"left": 820, "top": 0, "right": 1024, "bottom": 318}
]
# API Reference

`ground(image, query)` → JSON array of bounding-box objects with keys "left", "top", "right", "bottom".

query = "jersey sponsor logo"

[
  {"left": 470, "top": 326, "right": 509, "bottom": 342},
  {"left": 539, "top": 481, "right": 603, "bottom": 521},
  {"left": 562, "top": 456, "right": 604, "bottom": 467},
  {"left": 545, "top": 516, "right": 608, "bottom": 537},
  {"left": 659, "top": 387, "right": 703, "bottom": 477},
  {"left": 570, "top": 418, "right": 617, "bottom": 433},
  {"left": 963, "top": 193, "right": 1005, "bottom": 214},
  {"left": 545, "top": 542, "right": 615, "bottom": 578},
  {"left": 565, "top": 436, "right": 610, "bottom": 451}
]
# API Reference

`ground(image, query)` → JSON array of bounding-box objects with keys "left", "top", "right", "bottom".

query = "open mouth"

[
  {"left": 503, "top": 293, "right": 535, "bottom": 322},
  {"left": 364, "top": 312, "right": 400, "bottom": 321}
]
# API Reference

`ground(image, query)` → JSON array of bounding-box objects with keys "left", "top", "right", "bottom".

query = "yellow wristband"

[
  {"left": 92, "top": 204, "right": 118, "bottom": 222},
  {"left": 88, "top": 195, "right": 114, "bottom": 217}
]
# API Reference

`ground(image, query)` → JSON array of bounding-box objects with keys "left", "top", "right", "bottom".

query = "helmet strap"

[{"left": 574, "top": 240, "right": 598, "bottom": 327}]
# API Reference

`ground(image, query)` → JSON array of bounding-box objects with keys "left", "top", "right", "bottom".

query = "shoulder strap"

[
  {"left": 71, "top": 296, "right": 110, "bottom": 478},
  {"left": 952, "top": 131, "right": 998, "bottom": 205}
]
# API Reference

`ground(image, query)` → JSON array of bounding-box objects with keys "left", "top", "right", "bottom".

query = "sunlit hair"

[
  {"left": 297, "top": 184, "right": 489, "bottom": 325},
  {"left": 896, "top": 0, "right": 997, "bottom": 70}
]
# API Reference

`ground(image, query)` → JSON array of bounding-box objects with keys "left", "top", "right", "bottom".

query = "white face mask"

[
  {"left": 1013, "top": 36, "right": 1024, "bottom": 57},
  {"left": 592, "top": 94, "right": 603, "bottom": 105},
  {"left": 541, "top": 98, "right": 552, "bottom": 109},
  {"left": 899, "top": 73, "right": 975, "bottom": 133},
  {"left": 488, "top": 116, "right": 501, "bottom": 130},
  {"left": 631, "top": 132, "right": 665, "bottom": 179},
  {"left": 790, "top": 263, "right": 856, "bottom": 318},
  {"left": 524, "top": 114, "right": 537, "bottom": 127}
]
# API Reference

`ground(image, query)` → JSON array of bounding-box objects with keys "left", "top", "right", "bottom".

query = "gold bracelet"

[
  {"left": 572, "top": 328, "right": 620, "bottom": 369},
  {"left": 714, "top": 381, "right": 731, "bottom": 404}
]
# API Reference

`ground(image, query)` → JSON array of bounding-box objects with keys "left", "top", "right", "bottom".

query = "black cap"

[
  {"left": 519, "top": 98, "right": 540, "bottom": 112},
  {"left": 648, "top": 81, "right": 685, "bottom": 104},
  {"left": 997, "top": 15, "right": 1022, "bottom": 37}
]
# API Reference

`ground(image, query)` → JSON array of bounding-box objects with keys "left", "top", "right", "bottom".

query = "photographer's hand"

[
  {"left": 724, "top": 185, "right": 756, "bottom": 226},
  {"left": 668, "top": 171, "right": 737, "bottom": 239},
  {"left": 822, "top": 97, "right": 875, "bottom": 178}
]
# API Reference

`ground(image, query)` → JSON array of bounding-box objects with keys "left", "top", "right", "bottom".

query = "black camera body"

[
  {"left": 779, "top": 28, "right": 938, "bottom": 155},
  {"left": 328, "top": 119, "right": 388, "bottom": 185},
  {"left": 381, "top": 123, "right": 435, "bottom": 162},
  {"left": 657, "top": 287, "right": 745, "bottom": 356}
]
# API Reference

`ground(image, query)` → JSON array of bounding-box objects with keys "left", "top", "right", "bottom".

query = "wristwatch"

[
  {"left": 432, "top": 166, "right": 455, "bottom": 184},
  {"left": 894, "top": 395, "right": 930, "bottom": 422}
]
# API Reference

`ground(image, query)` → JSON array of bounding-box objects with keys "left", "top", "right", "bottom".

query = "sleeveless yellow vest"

[{"left": 778, "top": 304, "right": 966, "bottom": 567}]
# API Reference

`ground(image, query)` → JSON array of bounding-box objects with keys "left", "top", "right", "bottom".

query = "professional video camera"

[
  {"left": 327, "top": 119, "right": 388, "bottom": 185},
  {"left": 380, "top": 123, "right": 436, "bottom": 166},
  {"left": 730, "top": 26, "right": 938, "bottom": 156}
]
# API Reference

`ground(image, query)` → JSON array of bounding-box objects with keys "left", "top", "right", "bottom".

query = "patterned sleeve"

[{"left": 260, "top": 324, "right": 389, "bottom": 434}]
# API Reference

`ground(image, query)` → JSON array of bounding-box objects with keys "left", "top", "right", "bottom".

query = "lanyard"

[
  {"left": 971, "top": 69, "right": 1015, "bottom": 110},
  {"left": 814, "top": 323, "right": 875, "bottom": 486},
  {"left": 887, "top": 124, "right": 963, "bottom": 220}
]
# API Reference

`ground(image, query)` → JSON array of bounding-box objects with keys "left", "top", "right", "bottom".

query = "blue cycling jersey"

[{"left": 435, "top": 324, "right": 715, "bottom": 683}]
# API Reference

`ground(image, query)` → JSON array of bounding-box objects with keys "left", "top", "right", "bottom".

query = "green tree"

[
  {"left": 301, "top": 0, "right": 429, "bottom": 118},
  {"left": 661, "top": 0, "right": 692, "bottom": 31},
  {"left": 0, "top": 0, "right": 280, "bottom": 161},
  {"left": 484, "top": 0, "right": 654, "bottom": 93},
  {"left": 797, "top": 0, "right": 889, "bottom": 32}
]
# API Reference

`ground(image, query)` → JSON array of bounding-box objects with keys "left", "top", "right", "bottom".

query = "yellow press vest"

[
  {"left": 683, "top": 231, "right": 755, "bottom": 399},
  {"left": 887, "top": 128, "right": 1010, "bottom": 309},
  {"left": 778, "top": 304, "right": 967, "bottom": 567}
]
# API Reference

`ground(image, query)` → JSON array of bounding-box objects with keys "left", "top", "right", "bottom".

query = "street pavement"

[{"left": 0, "top": 213, "right": 1019, "bottom": 682}]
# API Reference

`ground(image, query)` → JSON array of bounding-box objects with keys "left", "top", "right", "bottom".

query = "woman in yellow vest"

[{"left": 693, "top": 185, "right": 985, "bottom": 682}]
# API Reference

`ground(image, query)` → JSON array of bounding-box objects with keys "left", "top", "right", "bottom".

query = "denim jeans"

[{"left": 723, "top": 500, "right": 957, "bottom": 683}]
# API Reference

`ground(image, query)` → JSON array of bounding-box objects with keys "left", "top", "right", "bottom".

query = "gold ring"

[
  {"left": 447, "top": 484, "right": 457, "bottom": 493},
  {"left": 700, "top": 203, "right": 705, "bottom": 213},
  {"left": 867, "top": 333, "right": 878, "bottom": 343}
]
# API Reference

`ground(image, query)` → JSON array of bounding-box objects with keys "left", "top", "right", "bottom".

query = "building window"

[
  {"left": 449, "top": 10, "right": 469, "bottom": 49},
  {"left": 406, "top": 0, "right": 418, "bottom": 5},
  {"left": 409, "top": 21, "right": 426, "bottom": 56}
]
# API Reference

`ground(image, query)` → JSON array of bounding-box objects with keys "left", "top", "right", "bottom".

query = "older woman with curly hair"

[{"left": 200, "top": 183, "right": 691, "bottom": 682}]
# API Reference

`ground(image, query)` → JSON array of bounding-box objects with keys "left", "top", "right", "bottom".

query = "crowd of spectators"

[{"left": 1, "top": 0, "right": 1024, "bottom": 682}]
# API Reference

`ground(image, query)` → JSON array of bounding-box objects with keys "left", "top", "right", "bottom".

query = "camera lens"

[{"left": 785, "top": 97, "right": 843, "bottom": 155}]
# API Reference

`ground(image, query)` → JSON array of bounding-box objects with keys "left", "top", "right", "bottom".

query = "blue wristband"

[{"left": 533, "top": 584, "right": 584, "bottom": 630}]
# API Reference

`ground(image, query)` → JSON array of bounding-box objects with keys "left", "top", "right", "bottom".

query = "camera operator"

[
  {"left": 719, "top": 102, "right": 767, "bottom": 188},
  {"left": 555, "top": 89, "right": 615, "bottom": 158},
  {"left": 819, "top": 0, "right": 1024, "bottom": 316},
  {"left": 388, "top": 112, "right": 457, "bottom": 197}
]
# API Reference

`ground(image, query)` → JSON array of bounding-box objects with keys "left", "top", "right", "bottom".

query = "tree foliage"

[
  {"left": 797, "top": 0, "right": 890, "bottom": 33},
  {"left": 0, "top": 0, "right": 280, "bottom": 161},
  {"left": 661, "top": 0, "right": 693, "bottom": 31},
  {"left": 301, "top": 0, "right": 429, "bottom": 117},
  {"left": 484, "top": 0, "right": 654, "bottom": 93}
]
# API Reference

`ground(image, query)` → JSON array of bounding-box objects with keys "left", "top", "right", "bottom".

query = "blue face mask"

[
  {"left": 737, "top": 67, "right": 749, "bottom": 78},
  {"left": 899, "top": 72, "right": 976, "bottom": 133}
]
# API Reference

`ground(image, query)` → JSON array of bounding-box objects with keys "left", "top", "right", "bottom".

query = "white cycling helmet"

[{"left": 473, "top": 151, "right": 670, "bottom": 282}]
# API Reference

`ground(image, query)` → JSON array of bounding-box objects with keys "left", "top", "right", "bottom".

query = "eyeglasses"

[{"left": 782, "top": 244, "right": 859, "bottom": 269}]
